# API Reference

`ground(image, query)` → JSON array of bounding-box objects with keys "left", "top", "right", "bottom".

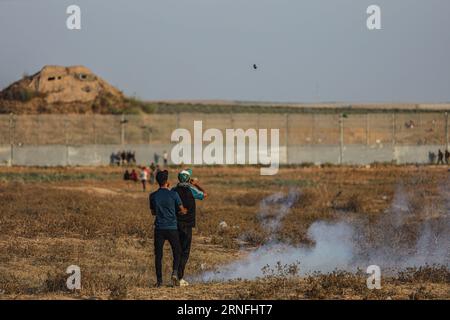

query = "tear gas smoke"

[{"left": 197, "top": 183, "right": 449, "bottom": 282}]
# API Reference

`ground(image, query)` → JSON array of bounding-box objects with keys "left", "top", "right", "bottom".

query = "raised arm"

[{"left": 191, "top": 179, "right": 208, "bottom": 199}]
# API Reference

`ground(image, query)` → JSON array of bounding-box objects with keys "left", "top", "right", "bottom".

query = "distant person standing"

[
  {"left": 163, "top": 150, "right": 169, "bottom": 167},
  {"left": 123, "top": 169, "right": 131, "bottom": 181},
  {"left": 150, "top": 170, "right": 187, "bottom": 287},
  {"left": 140, "top": 167, "right": 149, "bottom": 192},
  {"left": 445, "top": 150, "right": 450, "bottom": 164},
  {"left": 130, "top": 169, "right": 138, "bottom": 182},
  {"left": 149, "top": 162, "right": 156, "bottom": 184},
  {"left": 121, "top": 150, "right": 127, "bottom": 165},
  {"left": 154, "top": 152, "right": 160, "bottom": 165},
  {"left": 153, "top": 164, "right": 161, "bottom": 186},
  {"left": 438, "top": 149, "right": 444, "bottom": 165},
  {"left": 429, "top": 151, "right": 437, "bottom": 164}
]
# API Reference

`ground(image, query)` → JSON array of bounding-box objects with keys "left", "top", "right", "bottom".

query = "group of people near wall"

[
  {"left": 429, "top": 149, "right": 450, "bottom": 164},
  {"left": 111, "top": 150, "right": 137, "bottom": 166},
  {"left": 123, "top": 162, "right": 163, "bottom": 191},
  {"left": 113, "top": 150, "right": 168, "bottom": 168}
]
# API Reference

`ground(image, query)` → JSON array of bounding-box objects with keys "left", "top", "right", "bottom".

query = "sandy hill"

[{"left": 0, "top": 65, "right": 126, "bottom": 114}]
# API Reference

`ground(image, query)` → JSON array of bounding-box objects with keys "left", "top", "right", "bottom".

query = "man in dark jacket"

[
  {"left": 172, "top": 169, "right": 207, "bottom": 286},
  {"left": 438, "top": 149, "right": 444, "bottom": 165},
  {"left": 150, "top": 170, "right": 187, "bottom": 287}
]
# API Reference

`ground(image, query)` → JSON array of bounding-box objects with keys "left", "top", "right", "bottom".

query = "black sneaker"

[{"left": 155, "top": 281, "right": 163, "bottom": 288}]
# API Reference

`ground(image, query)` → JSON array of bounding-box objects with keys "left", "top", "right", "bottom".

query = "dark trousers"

[
  {"left": 154, "top": 229, "right": 181, "bottom": 283},
  {"left": 177, "top": 224, "right": 193, "bottom": 279}
]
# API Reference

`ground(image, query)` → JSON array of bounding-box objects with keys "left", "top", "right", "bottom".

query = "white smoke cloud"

[
  {"left": 195, "top": 183, "right": 450, "bottom": 282},
  {"left": 198, "top": 222, "right": 354, "bottom": 281},
  {"left": 258, "top": 189, "right": 299, "bottom": 236},
  {"left": 358, "top": 183, "right": 450, "bottom": 270}
]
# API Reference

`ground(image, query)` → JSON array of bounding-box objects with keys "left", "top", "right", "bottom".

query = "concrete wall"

[
  {"left": 0, "top": 144, "right": 443, "bottom": 166},
  {"left": 287, "top": 146, "right": 341, "bottom": 164},
  {"left": 0, "top": 144, "right": 173, "bottom": 166},
  {"left": 0, "top": 146, "right": 11, "bottom": 166}
]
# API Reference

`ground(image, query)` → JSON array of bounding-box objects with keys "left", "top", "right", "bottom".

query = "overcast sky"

[{"left": 0, "top": 0, "right": 449, "bottom": 103}]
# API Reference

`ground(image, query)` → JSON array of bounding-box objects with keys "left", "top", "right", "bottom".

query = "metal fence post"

[
  {"left": 121, "top": 114, "right": 126, "bottom": 145},
  {"left": 93, "top": 114, "right": 97, "bottom": 145},
  {"left": 65, "top": 115, "right": 69, "bottom": 166},
  {"left": 311, "top": 114, "right": 316, "bottom": 144},
  {"left": 37, "top": 114, "right": 42, "bottom": 145},
  {"left": 256, "top": 112, "right": 260, "bottom": 129},
  {"left": 339, "top": 114, "right": 344, "bottom": 164},
  {"left": 392, "top": 112, "right": 397, "bottom": 146},
  {"left": 230, "top": 112, "right": 234, "bottom": 128},
  {"left": 285, "top": 113, "right": 289, "bottom": 165},
  {"left": 445, "top": 112, "right": 449, "bottom": 150},
  {"left": 148, "top": 126, "right": 153, "bottom": 145},
  {"left": 366, "top": 113, "right": 370, "bottom": 146},
  {"left": 9, "top": 113, "right": 14, "bottom": 166}
]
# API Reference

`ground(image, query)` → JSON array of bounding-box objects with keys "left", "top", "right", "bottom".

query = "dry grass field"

[{"left": 0, "top": 165, "right": 449, "bottom": 300}]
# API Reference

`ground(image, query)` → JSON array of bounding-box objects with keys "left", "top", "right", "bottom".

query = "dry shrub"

[
  {"left": 42, "top": 272, "right": 68, "bottom": 293},
  {"left": 304, "top": 271, "right": 365, "bottom": 299},
  {"left": 235, "top": 266, "right": 304, "bottom": 300},
  {"left": 77, "top": 271, "right": 108, "bottom": 297},
  {"left": 293, "top": 188, "right": 320, "bottom": 209},
  {"left": 346, "top": 194, "right": 365, "bottom": 212},
  {"left": 236, "top": 278, "right": 303, "bottom": 300},
  {"left": 303, "top": 270, "right": 390, "bottom": 300},
  {"left": 276, "top": 227, "right": 310, "bottom": 245},
  {"left": 397, "top": 265, "right": 450, "bottom": 284},
  {"left": 408, "top": 194, "right": 427, "bottom": 215},
  {"left": 0, "top": 272, "right": 29, "bottom": 295},
  {"left": 108, "top": 275, "right": 128, "bottom": 300},
  {"left": 240, "top": 230, "right": 267, "bottom": 246},
  {"left": 261, "top": 262, "right": 300, "bottom": 278},
  {"left": 408, "top": 286, "right": 436, "bottom": 300},
  {"left": 333, "top": 193, "right": 367, "bottom": 213},
  {"left": 231, "top": 192, "right": 271, "bottom": 207},
  {"left": 210, "top": 234, "right": 239, "bottom": 249}
]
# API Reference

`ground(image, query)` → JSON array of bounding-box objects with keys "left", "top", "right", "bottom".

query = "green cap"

[{"left": 178, "top": 169, "right": 191, "bottom": 183}]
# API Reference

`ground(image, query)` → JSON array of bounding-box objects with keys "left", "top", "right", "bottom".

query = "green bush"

[
  {"left": 141, "top": 103, "right": 157, "bottom": 114},
  {"left": 124, "top": 97, "right": 157, "bottom": 114},
  {"left": 124, "top": 107, "right": 141, "bottom": 115}
]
